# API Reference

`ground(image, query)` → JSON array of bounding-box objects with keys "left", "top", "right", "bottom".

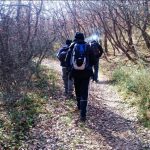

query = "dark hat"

[
  {"left": 66, "top": 39, "right": 72, "bottom": 45},
  {"left": 74, "top": 32, "right": 84, "bottom": 40},
  {"left": 91, "top": 40, "right": 97, "bottom": 43}
]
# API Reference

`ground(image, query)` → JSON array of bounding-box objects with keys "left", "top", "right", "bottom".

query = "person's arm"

[{"left": 57, "top": 48, "right": 63, "bottom": 59}]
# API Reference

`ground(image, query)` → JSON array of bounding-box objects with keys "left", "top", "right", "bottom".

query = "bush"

[
  {"left": 112, "top": 67, "right": 129, "bottom": 84},
  {"left": 112, "top": 66, "right": 150, "bottom": 127}
]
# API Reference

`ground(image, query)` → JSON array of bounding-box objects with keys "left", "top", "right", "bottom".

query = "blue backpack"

[{"left": 71, "top": 44, "right": 89, "bottom": 70}]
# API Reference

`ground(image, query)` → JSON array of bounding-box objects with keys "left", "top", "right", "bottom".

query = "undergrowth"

[
  {"left": 112, "top": 64, "right": 150, "bottom": 128},
  {"left": 0, "top": 65, "right": 59, "bottom": 149}
]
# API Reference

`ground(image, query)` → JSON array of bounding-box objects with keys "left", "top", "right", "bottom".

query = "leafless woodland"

[{"left": 0, "top": 0, "right": 150, "bottom": 102}]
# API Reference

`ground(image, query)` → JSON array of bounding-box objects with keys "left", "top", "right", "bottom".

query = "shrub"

[
  {"left": 112, "top": 66, "right": 150, "bottom": 127},
  {"left": 112, "top": 67, "right": 129, "bottom": 84}
]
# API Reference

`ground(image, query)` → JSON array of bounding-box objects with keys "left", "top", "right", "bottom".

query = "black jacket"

[{"left": 90, "top": 41, "right": 103, "bottom": 58}]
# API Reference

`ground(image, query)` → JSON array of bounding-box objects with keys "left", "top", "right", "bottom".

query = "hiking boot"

[
  {"left": 63, "top": 91, "right": 68, "bottom": 96},
  {"left": 95, "top": 80, "right": 99, "bottom": 83},
  {"left": 80, "top": 116, "right": 86, "bottom": 122},
  {"left": 67, "top": 94, "right": 74, "bottom": 99}
]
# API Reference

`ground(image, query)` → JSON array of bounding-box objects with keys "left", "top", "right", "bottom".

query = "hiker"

[
  {"left": 90, "top": 40, "right": 103, "bottom": 82},
  {"left": 66, "top": 32, "right": 96, "bottom": 122},
  {"left": 57, "top": 39, "right": 74, "bottom": 97}
]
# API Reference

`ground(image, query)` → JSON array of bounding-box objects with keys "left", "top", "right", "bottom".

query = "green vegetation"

[
  {"left": 0, "top": 65, "right": 58, "bottom": 148},
  {"left": 112, "top": 65, "right": 150, "bottom": 127}
]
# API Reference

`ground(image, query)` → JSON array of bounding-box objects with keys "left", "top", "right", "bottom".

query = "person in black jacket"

[
  {"left": 90, "top": 40, "right": 103, "bottom": 83},
  {"left": 57, "top": 39, "right": 73, "bottom": 97},
  {"left": 66, "top": 32, "right": 96, "bottom": 122}
]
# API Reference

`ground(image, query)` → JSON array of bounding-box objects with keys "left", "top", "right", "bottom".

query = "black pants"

[
  {"left": 93, "top": 58, "right": 99, "bottom": 81},
  {"left": 74, "top": 77, "right": 90, "bottom": 118}
]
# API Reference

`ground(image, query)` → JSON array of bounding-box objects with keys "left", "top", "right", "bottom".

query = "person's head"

[
  {"left": 66, "top": 39, "right": 72, "bottom": 46},
  {"left": 74, "top": 32, "right": 84, "bottom": 41},
  {"left": 91, "top": 40, "right": 97, "bottom": 43}
]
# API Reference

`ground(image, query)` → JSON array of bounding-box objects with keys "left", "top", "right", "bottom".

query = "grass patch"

[
  {"left": 112, "top": 65, "right": 150, "bottom": 128},
  {"left": 60, "top": 116, "right": 73, "bottom": 126},
  {"left": 0, "top": 65, "right": 60, "bottom": 148},
  {"left": 0, "top": 95, "right": 46, "bottom": 148},
  {"left": 65, "top": 99, "right": 75, "bottom": 108}
]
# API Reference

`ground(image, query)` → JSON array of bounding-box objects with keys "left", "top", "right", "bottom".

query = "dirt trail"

[{"left": 24, "top": 59, "right": 149, "bottom": 150}]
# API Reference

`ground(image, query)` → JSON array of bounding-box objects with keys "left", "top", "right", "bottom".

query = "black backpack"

[
  {"left": 71, "top": 43, "right": 89, "bottom": 70},
  {"left": 57, "top": 47, "right": 68, "bottom": 62},
  {"left": 90, "top": 42, "right": 103, "bottom": 57}
]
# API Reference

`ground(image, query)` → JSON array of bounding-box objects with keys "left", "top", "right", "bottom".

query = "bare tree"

[
  {"left": 0, "top": 0, "right": 56, "bottom": 102},
  {"left": 50, "top": 0, "right": 150, "bottom": 62},
  {"left": 1, "top": 0, "right": 149, "bottom": 101}
]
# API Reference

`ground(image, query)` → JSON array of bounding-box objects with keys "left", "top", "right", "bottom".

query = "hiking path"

[{"left": 23, "top": 59, "right": 150, "bottom": 150}]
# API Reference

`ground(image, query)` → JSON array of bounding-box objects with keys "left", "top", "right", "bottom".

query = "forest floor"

[
  {"left": 23, "top": 58, "right": 150, "bottom": 150},
  {"left": 1, "top": 58, "right": 149, "bottom": 149}
]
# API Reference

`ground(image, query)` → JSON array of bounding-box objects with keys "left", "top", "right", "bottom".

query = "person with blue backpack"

[
  {"left": 57, "top": 39, "right": 74, "bottom": 97},
  {"left": 66, "top": 32, "right": 96, "bottom": 122}
]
